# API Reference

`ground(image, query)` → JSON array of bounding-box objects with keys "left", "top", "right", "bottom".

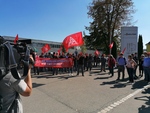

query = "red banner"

[{"left": 34, "top": 58, "right": 73, "bottom": 68}]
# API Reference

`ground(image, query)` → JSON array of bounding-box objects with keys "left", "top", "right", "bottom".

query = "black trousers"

[
  {"left": 77, "top": 64, "right": 84, "bottom": 76},
  {"left": 117, "top": 65, "right": 125, "bottom": 80}
]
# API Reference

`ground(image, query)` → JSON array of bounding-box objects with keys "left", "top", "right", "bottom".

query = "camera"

[
  {"left": 0, "top": 36, "right": 34, "bottom": 79},
  {"left": 12, "top": 39, "right": 35, "bottom": 67}
]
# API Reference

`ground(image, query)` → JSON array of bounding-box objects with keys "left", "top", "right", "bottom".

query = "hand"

[{"left": 29, "top": 55, "right": 34, "bottom": 68}]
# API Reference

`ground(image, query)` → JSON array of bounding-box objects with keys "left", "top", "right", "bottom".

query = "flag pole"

[{"left": 109, "top": 32, "right": 112, "bottom": 54}]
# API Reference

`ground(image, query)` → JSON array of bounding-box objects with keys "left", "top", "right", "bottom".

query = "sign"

[{"left": 121, "top": 27, "right": 138, "bottom": 58}]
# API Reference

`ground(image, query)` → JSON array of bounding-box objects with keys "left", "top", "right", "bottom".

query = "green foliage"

[
  {"left": 138, "top": 34, "right": 143, "bottom": 58},
  {"left": 85, "top": 0, "right": 135, "bottom": 55},
  {"left": 61, "top": 44, "right": 66, "bottom": 53},
  {"left": 111, "top": 41, "right": 117, "bottom": 59},
  {"left": 80, "top": 45, "right": 87, "bottom": 54}
]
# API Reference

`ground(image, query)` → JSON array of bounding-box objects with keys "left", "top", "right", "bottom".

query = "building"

[
  {"left": 121, "top": 26, "right": 138, "bottom": 58},
  {"left": 2, "top": 36, "right": 95, "bottom": 55},
  {"left": 146, "top": 42, "right": 150, "bottom": 52}
]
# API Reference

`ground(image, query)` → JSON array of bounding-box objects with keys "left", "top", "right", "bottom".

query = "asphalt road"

[{"left": 22, "top": 66, "right": 150, "bottom": 113}]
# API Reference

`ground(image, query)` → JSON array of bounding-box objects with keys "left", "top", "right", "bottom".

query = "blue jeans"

[
  {"left": 127, "top": 67, "right": 134, "bottom": 82},
  {"left": 143, "top": 67, "right": 150, "bottom": 82}
]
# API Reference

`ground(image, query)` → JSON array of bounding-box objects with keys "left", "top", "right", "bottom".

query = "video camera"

[
  {"left": 12, "top": 39, "right": 35, "bottom": 66},
  {"left": 0, "top": 36, "right": 34, "bottom": 80}
]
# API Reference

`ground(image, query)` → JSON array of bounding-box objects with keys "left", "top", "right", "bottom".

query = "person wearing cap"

[
  {"left": 116, "top": 52, "right": 127, "bottom": 81},
  {"left": 143, "top": 52, "right": 150, "bottom": 82}
]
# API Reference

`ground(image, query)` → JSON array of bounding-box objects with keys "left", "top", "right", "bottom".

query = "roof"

[{"left": 146, "top": 41, "right": 150, "bottom": 45}]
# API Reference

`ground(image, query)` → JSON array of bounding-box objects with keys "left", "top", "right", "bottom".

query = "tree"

[
  {"left": 111, "top": 41, "right": 117, "bottom": 59},
  {"left": 85, "top": 0, "right": 135, "bottom": 54},
  {"left": 61, "top": 44, "right": 66, "bottom": 53},
  {"left": 138, "top": 34, "right": 143, "bottom": 58}
]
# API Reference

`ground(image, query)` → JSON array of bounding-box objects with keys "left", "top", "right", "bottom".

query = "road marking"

[{"left": 97, "top": 84, "right": 150, "bottom": 113}]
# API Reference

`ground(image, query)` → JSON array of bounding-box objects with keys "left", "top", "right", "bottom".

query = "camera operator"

[{"left": 0, "top": 54, "right": 34, "bottom": 113}]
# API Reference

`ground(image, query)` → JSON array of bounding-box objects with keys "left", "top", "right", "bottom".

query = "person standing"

[
  {"left": 52, "top": 52, "right": 59, "bottom": 75},
  {"left": 33, "top": 52, "right": 39, "bottom": 75},
  {"left": 93, "top": 55, "right": 98, "bottom": 67},
  {"left": 139, "top": 54, "right": 144, "bottom": 77},
  {"left": 76, "top": 53, "right": 85, "bottom": 76},
  {"left": 126, "top": 55, "right": 137, "bottom": 83},
  {"left": 132, "top": 53, "right": 139, "bottom": 79},
  {"left": 68, "top": 53, "right": 74, "bottom": 76},
  {"left": 100, "top": 54, "right": 107, "bottom": 72},
  {"left": 108, "top": 55, "right": 116, "bottom": 77},
  {"left": 143, "top": 52, "right": 150, "bottom": 82},
  {"left": 84, "top": 53, "right": 88, "bottom": 71},
  {"left": 0, "top": 55, "right": 34, "bottom": 113},
  {"left": 39, "top": 53, "right": 44, "bottom": 72},
  {"left": 116, "top": 53, "right": 127, "bottom": 81},
  {"left": 87, "top": 54, "right": 93, "bottom": 72},
  {"left": 72, "top": 54, "right": 77, "bottom": 72}
]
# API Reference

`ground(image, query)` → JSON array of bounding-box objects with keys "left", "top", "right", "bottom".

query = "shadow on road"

[
  {"left": 32, "top": 72, "right": 79, "bottom": 80},
  {"left": 134, "top": 87, "right": 150, "bottom": 113},
  {"left": 32, "top": 83, "right": 45, "bottom": 88},
  {"left": 132, "top": 80, "right": 148, "bottom": 90},
  {"left": 100, "top": 80, "right": 116, "bottom": 85}
]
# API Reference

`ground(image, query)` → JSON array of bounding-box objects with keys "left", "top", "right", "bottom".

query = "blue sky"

[{"left": 0, "top": 0, "right": 149, "bottom": 49}]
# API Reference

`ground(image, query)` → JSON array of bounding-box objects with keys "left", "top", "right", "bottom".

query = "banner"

[
  {"left": 34, "top": 58, "right": 73, "bottom": 68},
  {"left": 121, "top": 27, "right": 138, "bottom": 58}
]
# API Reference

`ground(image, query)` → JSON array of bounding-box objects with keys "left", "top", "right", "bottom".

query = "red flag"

[
  {"left": 57, "top": 46, "right": 62, "bottom": 54},
  {"left": 109, "top": 42, "right": 114, "bottom": 49},
  {"left": 122, "top": 47, "right": 126, "bottom": 54},
  {"left": 62, "top": 32, "right": 84, "bottom": 49},
  {"left": 94, "top": 50, "right": 100, "bottom": 56},
  {"left": 41, "top": 44, "right": 50, "bottom": 53},
  {"left": 14, "top": 34, "right": 19, "bottom": 44}
]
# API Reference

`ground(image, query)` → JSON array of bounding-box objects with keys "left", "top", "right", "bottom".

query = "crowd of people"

[
  {"left": 33, "top": 51, "right": 93, "bottom": 76},
  {"left": 33, "top": 51, "right": 150, "bottom": 85},
  {"left": 112, "top": 52, "right": 150, "bottom": 84},
  {"left": 1, "top": 41, "right": 150, "bottom": 113}
]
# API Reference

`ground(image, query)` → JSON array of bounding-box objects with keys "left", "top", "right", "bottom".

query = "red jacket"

[{"left": 108, "top": 58, "right": 116, "bottom": 67}]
